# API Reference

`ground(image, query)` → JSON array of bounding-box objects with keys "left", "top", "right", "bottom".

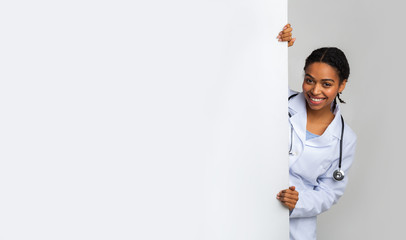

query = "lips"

[
  {"left": 310, "top": 97, "right": 324, "bottom": 102},
  {"left": 307, "top": 94, "right": 326, "bottom": 104}
]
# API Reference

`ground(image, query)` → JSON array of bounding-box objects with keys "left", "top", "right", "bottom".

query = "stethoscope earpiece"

[{"left": 333, "top": 169, "right": 345, "bottom": 181}]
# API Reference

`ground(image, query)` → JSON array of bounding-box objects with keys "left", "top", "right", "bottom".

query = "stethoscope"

[{"left": 288, "top": 93, "right": 345, "bottom": 181}]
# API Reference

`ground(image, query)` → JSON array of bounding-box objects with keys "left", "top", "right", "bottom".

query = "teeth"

[{"left": 310, "top": 97, "right": 323, "bottom": 102}]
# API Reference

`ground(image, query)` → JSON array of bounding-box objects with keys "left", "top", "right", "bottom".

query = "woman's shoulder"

[{"left": 288, "top": 88, "right": 300, "bottom": 98}]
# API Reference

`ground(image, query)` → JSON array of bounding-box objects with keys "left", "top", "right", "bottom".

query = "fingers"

[
  {"left": 278, "top": 199, "right": 295, "bottom": 211},
  {"left": 280, "top": 191, "right": 298, "bottom": 198},
  {"left": 278, "top": 192, "right": 299, "bottom": 203},
  {"left": 278, "top": 34, "right": 292, "bottom": 42},
  {"left": 281, "top": 188, "right": 298, "bottom": 195},
  {"left": 281, "top": 201, "right": 296, "bottom": 211},
  {"left": 288, "top": 38, "right": 296, "bottom": 47},
  {"left": 276, "top": 187, "right": 299, "bottom": 210},
  {"left": 280, "top": 27, "right": 292, "bottom": 35},
  {"left": 282, "top": 26, "right": 292, "bottom": 34},
  {"left": 280, "top": 197, "right": 298, "bottom": 206},
  {"left": 277, "top": 31, "right": 292, "bottom": 42},
  {"left": 277, "top": 23, "right": 295, "bottom": 47}
]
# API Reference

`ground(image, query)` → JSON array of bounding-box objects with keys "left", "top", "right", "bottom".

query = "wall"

[
  {"left": 289, "top": 0, "right": 406, "bottom": 239},
  {"left": 0, "top": 1, "right": 290, "bottom": 239}
]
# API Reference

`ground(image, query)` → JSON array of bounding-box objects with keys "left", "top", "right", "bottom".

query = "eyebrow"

[{"left": 305, "top": 74, "right": 335, "bottom": 82}]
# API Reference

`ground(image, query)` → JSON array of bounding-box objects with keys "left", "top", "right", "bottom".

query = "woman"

[{"left": 276, "top": 24, "right": 357, "bottom": 240}]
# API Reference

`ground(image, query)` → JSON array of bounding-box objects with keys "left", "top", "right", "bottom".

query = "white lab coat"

[{"left": 288, "top": 90, "right": 357, "bottom": 240}]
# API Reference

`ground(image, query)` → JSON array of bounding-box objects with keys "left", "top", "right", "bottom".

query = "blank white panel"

[{"left": 0, "top": 1, "right": 288, "bottom": 239}]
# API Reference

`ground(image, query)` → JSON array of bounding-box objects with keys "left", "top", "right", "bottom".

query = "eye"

[
  {"left": 323, "top": 82, "right": 332, "bottom": 87},
  {"left": 305, "top": 78, "right": 314, "bottom": 84}
]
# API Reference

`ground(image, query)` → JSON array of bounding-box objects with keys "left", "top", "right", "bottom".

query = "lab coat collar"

[{"left": 288, "top": 92, "right": 344, "bottom": 147}]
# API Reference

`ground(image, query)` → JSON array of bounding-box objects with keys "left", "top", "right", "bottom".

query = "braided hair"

[{"left": 304, "top": 47, "right": 350, "bottom": 109}]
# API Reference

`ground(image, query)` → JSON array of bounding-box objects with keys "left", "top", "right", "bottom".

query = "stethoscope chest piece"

[{"left": 333, "top": 169, "right": 345, "bottom": 181}]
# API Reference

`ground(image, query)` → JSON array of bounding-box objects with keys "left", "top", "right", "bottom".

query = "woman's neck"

[
  {"left": 306, "top": 104, "right": 334, "bottom": 119},
  {"left": 306, "top": 104, "right": 335, "bottom": 135}
]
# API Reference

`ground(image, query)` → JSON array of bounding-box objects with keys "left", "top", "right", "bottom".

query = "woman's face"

[{"left": 302, "top": 62, "right": 347, "bottom": 112}]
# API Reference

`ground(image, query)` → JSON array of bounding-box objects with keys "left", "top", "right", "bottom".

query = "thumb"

[{"left": 289, "top": 186, "right": 296, "bottom": 191}]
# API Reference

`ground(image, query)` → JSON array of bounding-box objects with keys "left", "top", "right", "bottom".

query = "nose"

[{"left": 311, "top": 84, "right": 322, "bottom": 95}]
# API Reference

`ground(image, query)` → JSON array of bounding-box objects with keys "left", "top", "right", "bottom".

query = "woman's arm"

[{"left": 290, "top": 135, "right": 357, "bottom": 218}]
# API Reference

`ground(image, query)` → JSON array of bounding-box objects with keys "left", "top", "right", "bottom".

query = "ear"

[{"left": 338, "top": 79, "right": 347, "bottom": 93}]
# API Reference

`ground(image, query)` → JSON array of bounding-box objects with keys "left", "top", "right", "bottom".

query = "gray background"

[{"left": 289, "top": 0, "right": 406, "bottom": 239}]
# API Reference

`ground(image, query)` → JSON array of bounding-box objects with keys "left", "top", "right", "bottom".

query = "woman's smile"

[{"left": 307, "top": 93, "right": 326, "bottom": 105}]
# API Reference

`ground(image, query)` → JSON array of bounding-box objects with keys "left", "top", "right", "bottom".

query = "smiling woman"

[
  {"left": 304, "top": 63, "right": 345, "bottom": 109},
  {"left": 276, "top": 26, "right": 357, "bottom": 240}
]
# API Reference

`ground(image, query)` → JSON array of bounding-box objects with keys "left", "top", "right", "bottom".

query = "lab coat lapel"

[
  {"left": 288, "top": 92, "right": 306, "bottom": 167},
  {"left": 288, "top": 92, "right": 307, "bottom": 144}
]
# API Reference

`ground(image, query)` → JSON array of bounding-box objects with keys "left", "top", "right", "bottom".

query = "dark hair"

[{"left": 304, "top": 47, "right": 350, "bottom": 105}]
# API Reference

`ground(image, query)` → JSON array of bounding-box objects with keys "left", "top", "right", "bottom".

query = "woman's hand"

[
  {"left": 277, "top": 186, "right": 299, "bottom": 211},
  {"left": 277, "top": 23, "right": 295, "bottom": 47}
]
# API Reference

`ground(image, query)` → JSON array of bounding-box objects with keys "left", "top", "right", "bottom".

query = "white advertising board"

[{"left": 0, "top": 1, "right": 288, "bottom": 239}]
